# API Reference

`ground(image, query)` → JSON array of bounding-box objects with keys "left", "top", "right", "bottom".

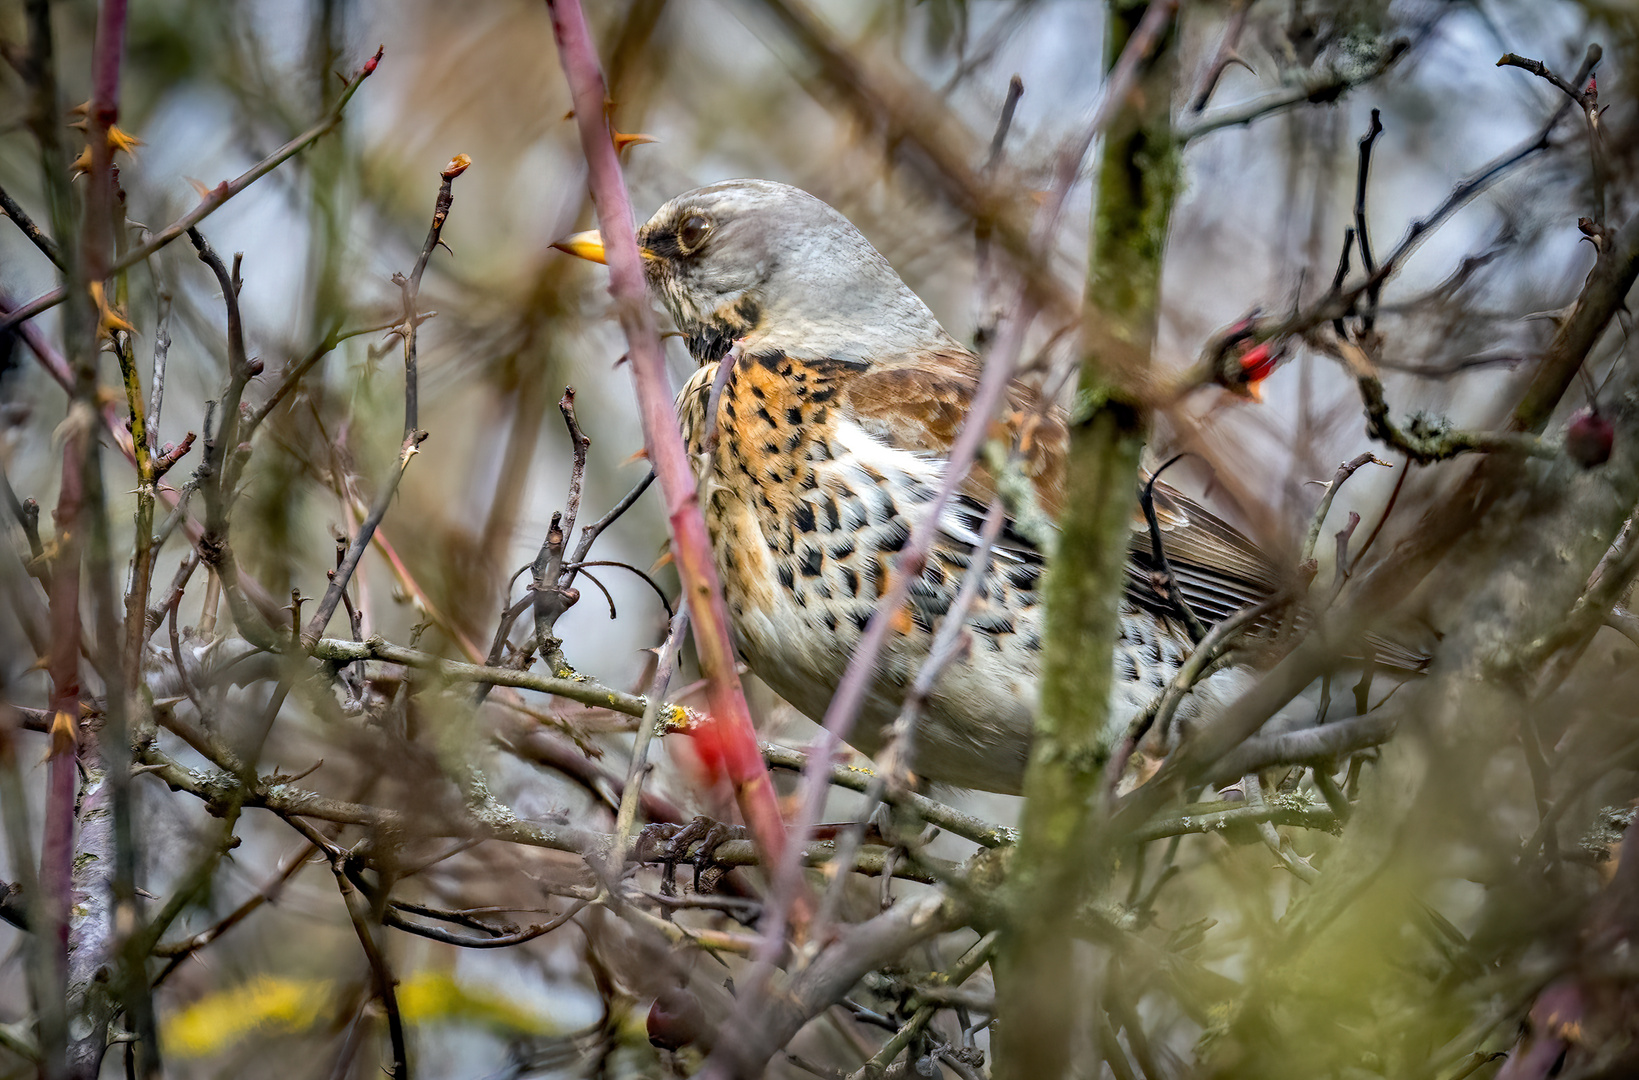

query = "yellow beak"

[{"left": 551, "top": 230, "right": 607, "bottom": 264}]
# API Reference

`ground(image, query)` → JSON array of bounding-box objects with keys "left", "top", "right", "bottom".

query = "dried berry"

[
  {"left": 1567, "top": 407, "right": 1614, "bottom": 468},
  {"left": 647, "top": 987, "right": 705, "bottom": 1052}
]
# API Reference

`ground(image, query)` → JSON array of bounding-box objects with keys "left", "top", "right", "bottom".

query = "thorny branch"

[
  {"left": 0, "top": 46, "right": 386, "bottom": 335},
  {"left": 546, "top": 0, "right": 793, "bottom": 912}
]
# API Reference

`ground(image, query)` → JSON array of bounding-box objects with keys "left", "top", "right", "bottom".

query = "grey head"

[{"left": 634, "top": 179, "right": 960, "bottom": 365}]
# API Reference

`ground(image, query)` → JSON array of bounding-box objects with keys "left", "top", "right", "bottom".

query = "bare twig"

[
  {"left": 1187, "top": 44, "right": 1603, "bottom": 395},
  {"left": 151, "top": 842, "right": 316, "bottom": 961},
  {"left": 1301, "top": 453, "right": 1390, "bottom": 568},
  {"left": 530, "top": 388, "right": 591, "bottom": 674},
  {"left": 1201, "top": 712, "right": 1397, "bottom": 785},
  {"left": 848, "top": 933, "right": 996, "bottom": 1080},
  {"left": 240, "top": 314, "right": 419, "bottom": 442},
  {"left": 1343, "top": 343, "right": 1551, "bottom": 463},
  {"left": 1179, "top": 38, "right": 1411, "bottom": 142},
  {"left": 303, "top": 159, "right": 463, "bottom": 647},
  {"left": 1325, "top": 511, "right": 1362, "bottom": 608},
  {"left": 135, "top": 739, "right": 949, "bottom": 881},
  {"left": 147, "top": 291, "right": 171, "bottom": 448},
  {"left": 759, "top": 743, "right": 1014, "bottom": 850},
  {"left": 811, "top": 497, "right": 1008, "bottom": 940},
  {"left": 1353, "top": 108, "right": 1385, "bottom": 333},
  {"left": 1186, "top": 0, "right": 1252, "bottom": 112},
  {"left": 325, "top": 843, "right": 409, "bottom": 1080},
  {"left": 975, "top": 74, "right": 1024, "bottom": 347},
  {"left": 382, "top": 898, "right": 587, "bottom": 949},
  {"left": 1497, "top": 52, "right": 1590, "bottom": 106},
  {"left": 610, "top": 609, "right": 690, "bottom": 870},
  {"left": 0, "top": 183, "right": 63, "bottom": 269},
  {"left": 310, "top": 634, "right": 696, "bottom": 722}
]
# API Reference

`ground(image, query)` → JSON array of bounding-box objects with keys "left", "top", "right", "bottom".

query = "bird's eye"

[{"left": 677, "top": 214, "right": 712, "bottom": 254}]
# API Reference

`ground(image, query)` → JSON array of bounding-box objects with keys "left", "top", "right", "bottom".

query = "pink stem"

[
  {"left": 41, "top": 417, "right": 87, "bottom": 1016},
  {"left": 80, "top": 0, "right": 128, "bottom": 282},
  {"left": 543, "top": 0, "right": 791, "bottom": 878}
]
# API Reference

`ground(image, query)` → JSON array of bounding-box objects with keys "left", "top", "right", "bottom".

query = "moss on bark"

[{"left": 996, "top": 4, "right": 1179, "bottom": 1077}]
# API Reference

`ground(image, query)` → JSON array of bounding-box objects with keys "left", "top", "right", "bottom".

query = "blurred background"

[{"left": 2, "top": 0, "right": 1636, "bottom": 1076}]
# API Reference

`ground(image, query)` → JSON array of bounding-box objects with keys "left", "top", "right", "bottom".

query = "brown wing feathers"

[{"left": 841, "top": 350, "right": 1282, "bottom": 621}]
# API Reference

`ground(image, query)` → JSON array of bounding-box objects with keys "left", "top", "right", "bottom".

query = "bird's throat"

[{"left": 685, "top": 297, "right": 762, "bottom": 365}]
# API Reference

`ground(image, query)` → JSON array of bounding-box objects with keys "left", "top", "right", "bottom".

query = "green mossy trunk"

[{"left": 995, "top": 4, "right": 1179, "bottom": 1077}]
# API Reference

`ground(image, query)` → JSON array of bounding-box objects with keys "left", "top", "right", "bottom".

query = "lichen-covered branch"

[{"left": 998, "top": 6, "right": 1177, "bottom": 1078}]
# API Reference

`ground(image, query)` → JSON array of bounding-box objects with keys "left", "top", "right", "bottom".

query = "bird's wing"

[
  {"left": 825, "top": 349, "right": 1429, "bottom": 670},
  {"left": 1128, "top": 481, "right": 1286, "bottom": 624},
  {"left": 840, "top": 351, "right": 1294, "bottom": 623},
  {"left": 840, "top": 348, "right": 1064, "bottom": 510}
]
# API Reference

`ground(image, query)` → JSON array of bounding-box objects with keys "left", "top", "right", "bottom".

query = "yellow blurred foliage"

[
  {"left": 396, "top": 969, "right": 562, "bottom": 1036},
  {"left": 164, "top": 976, "right": 333, "bottom": 1058},
  {"left": 163, "top": 971, "right": 562, "bottom": 1058}
]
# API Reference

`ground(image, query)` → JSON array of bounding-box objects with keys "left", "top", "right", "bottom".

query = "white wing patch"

[{"left": 826, "top": 417, "right": 1027, "bottom": 563}]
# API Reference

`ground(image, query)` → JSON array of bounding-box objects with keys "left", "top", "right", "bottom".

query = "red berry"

[
  {"left": 1239, "top": 342, "right": 1278, "bottom": 384},
  {"left": 1567, "top": 408, "right": 1614, "bottom": 468}
]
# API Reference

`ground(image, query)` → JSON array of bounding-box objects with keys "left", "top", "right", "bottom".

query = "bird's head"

[{"left": 554, "top": 179, "right": 957, "bottom": 365}]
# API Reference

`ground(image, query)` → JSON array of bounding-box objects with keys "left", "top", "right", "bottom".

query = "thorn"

[
  {"left": 90, "top": 281, "right": 135, "bottom": 339},
  {"left": 50, "top": 709, "right": 79, "bottom": 757},
  {"left": 1521, "top": 306, "right": 1573, "bottom": 327},
  {"left": 613, "top": 131, "right": 659, "bottom": 152},
  {"left": 107, "top": 125, "right": 142, "bottom": 155}
]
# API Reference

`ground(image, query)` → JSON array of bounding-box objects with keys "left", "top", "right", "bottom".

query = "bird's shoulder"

[
  {"left": 831, "top": 347, "right": 1067, "bottom": 517},
  {"left": 829, "top": 350, "right": 1287, "bottom": 621}
]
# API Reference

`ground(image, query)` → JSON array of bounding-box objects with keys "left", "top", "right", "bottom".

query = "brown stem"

[
  {"left": 529, "top": 389, "right": 591, "bottom": 674},
  {"left": 0, "top": 182, "right": 63, "bottom": 269},
  {"left": 303, "top": 161, "right": 462, "bottom": 646},
  {"left": 610, "top": 609, "right": 691, "bottom": 866},
  {"left": 324, "top": 843, "right": 409, "bottom": 1080}
]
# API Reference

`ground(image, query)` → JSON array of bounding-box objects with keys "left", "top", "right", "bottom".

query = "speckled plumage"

[{"left": 626, "top": 180, "right": 1278, "bottom": 794}]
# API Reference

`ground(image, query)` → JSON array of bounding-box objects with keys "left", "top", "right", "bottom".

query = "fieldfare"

[{"left": 558, "top": 179, "right": 1282, "bottom": 794}]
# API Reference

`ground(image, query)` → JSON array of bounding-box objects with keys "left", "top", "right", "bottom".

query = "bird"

[{"left": 555, "top": 179, "right": 1284, "bottom": 795}]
